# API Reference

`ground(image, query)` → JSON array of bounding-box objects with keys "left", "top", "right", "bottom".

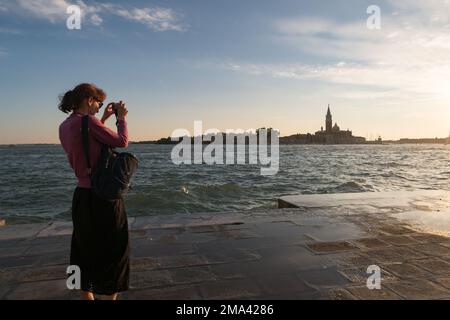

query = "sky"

[{"left": 0, "top": 0, "right": 449, "bottom": 144}]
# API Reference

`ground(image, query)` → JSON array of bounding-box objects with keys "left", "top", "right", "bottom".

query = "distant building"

[
  {"left": 280, "top": 105, "right": 366, "bottom": 144},
  {"left": 313, "top": 105, "right": 366, "bottom": 144}
]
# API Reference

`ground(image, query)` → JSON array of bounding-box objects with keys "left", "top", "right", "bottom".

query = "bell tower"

[{"left": 326, "top": 104, "right": 332, "bottom": 132}]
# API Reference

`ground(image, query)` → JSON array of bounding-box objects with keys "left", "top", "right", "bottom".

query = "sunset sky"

[{"left": 0, "top": 0, "right": 449, "bottom": 144}]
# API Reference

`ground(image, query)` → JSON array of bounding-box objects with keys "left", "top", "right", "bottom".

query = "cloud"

[
  {"left": 223, "top": 58, "right": 450, "bottom": 104},
  {"left": 99, "top": 4, "right": 185, "bottom": 31},
  {"left": 274, "top": 15, "right": 450, "bottom": 64},
  {"left": 15, "top": 0, "right": 74, "bottom": 23},
  {"left": 90, "top": 13, "right": 102, "bottom": 26},
  {"left": 6, "top": 0, "right": 184, "bottom": 31},
  {"left": 274, "top": 17, "right": 335, "bottom": 36},
  {"left": 232, "top": 0, "right": 450, "bottom": 104}
]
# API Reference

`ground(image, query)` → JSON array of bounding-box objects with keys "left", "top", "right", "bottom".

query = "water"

[{"left": 1, "top": 144, "right": 449, "bottom": 224}]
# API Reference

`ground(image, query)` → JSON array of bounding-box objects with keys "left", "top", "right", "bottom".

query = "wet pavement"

[{"left": 1, "top": 191, "right": 450, "bottom": 300}]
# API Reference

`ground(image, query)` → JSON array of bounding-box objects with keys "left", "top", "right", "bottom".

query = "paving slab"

[
  {"left": 384, "top": 279, "right": 450, "bottom": 300},
  {"left": 129, "top": 269, "right": 173, "bottom": 289},
  {"left": 345, "top": 286, "right": 402, "bottom": 300},
  {"left": 199, "top": 278, "right": 262, "bottom": 300},
  {"left": 122, "top": 285, "right": 202, "bottom": 300},
  {"left": 1, "top": 190, "right": 449, "bottom": 300}
]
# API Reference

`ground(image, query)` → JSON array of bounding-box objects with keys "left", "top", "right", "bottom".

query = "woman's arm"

[{"left": 89, "top": 115, "right": 128, "bottom": 148}]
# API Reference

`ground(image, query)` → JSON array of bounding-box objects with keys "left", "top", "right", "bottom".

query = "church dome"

[{"left": 332, "top": 123, "right": 340, "bottom": 132}]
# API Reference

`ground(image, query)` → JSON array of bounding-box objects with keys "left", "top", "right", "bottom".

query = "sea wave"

[
  {"left": 333, "top": 181, "right": 372, "bottom": 193},
  {"left": 1, "top": 144, "right": 450, "bottom": 224}
]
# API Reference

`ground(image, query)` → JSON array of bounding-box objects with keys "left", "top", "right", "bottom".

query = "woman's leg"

[
  {"left": 80, "top": 290, "right": 95, "bottom": 300},
  {"left": 92, "top": 194, "right": 129, "bottom": 299},
  {"left": 71, "top": 188, "right": 96, "bottom": 301}
]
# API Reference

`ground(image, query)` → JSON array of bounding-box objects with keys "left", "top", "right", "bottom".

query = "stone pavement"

[{"left": 1, "top": 191, "right": 450, "bottom": 300}]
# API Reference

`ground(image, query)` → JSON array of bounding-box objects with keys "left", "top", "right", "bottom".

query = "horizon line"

[{"left": 2, "top": 135, "right": 449, "bottom": 146}]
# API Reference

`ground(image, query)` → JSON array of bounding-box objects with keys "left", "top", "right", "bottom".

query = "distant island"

[
  {"left": 383, "top": 138, "right": 449, "bottom": 144},
  {"left": 130, "top": 105, "right": 450, "bottom": 145},
  {"left": 280, "top": 105, "right": 367, "bottom": 144}
]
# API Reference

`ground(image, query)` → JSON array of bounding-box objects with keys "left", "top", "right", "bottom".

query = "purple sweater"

[{"left": 59, "top": 112, "right": 128, "bottom": 188}]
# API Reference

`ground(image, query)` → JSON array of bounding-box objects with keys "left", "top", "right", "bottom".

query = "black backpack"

[{"left": 81, "top": 115, "right": 139, "bottom": 200}]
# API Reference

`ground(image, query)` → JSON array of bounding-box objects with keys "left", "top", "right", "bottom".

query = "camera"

[{"left": 112, "top": 102, "right": 120, "bottom": 116}]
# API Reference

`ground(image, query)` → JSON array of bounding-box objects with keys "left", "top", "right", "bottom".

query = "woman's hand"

[
  {"left": 116, "top": 101, "right": 128, "bottom": 120},
  {"left": 101, "top": 103, "right": 115, "bottom": 124}
]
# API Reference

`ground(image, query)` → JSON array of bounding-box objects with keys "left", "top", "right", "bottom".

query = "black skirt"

[{"left": 70, "top": 187, "right": 130, "bottom": 295}]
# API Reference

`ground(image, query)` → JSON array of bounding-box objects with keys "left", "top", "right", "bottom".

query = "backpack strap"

[{"left": 81, "top": 115, "right": 92, "bottom": 176}]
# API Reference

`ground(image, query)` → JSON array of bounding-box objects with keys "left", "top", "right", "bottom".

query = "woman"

[{"left": 58, "top": 83, "right": 129, "bottom": 300}]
